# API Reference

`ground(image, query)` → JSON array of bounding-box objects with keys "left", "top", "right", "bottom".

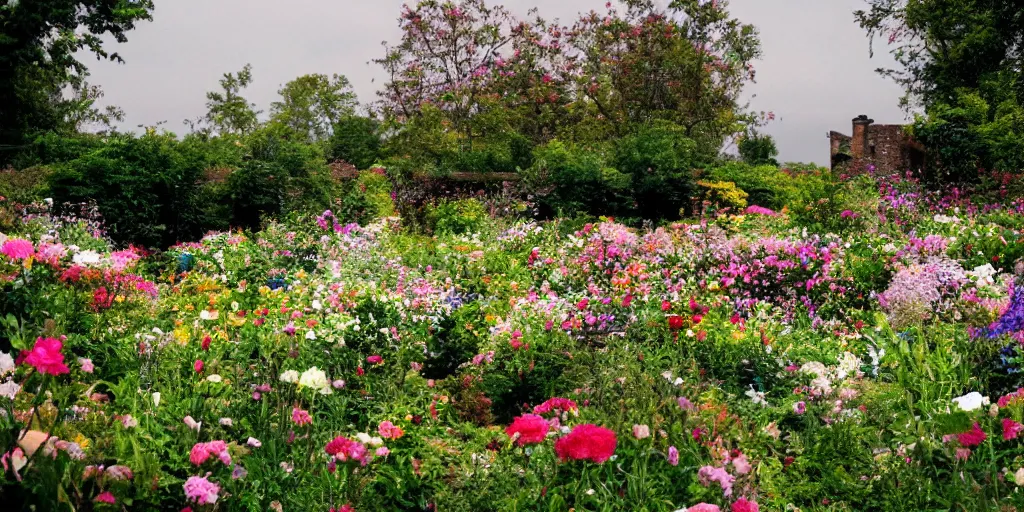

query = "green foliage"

[
  {"left": 738, "top": 132, "right": 780, "bottom": 166},
  {"left": 269, "top": 74, "right": 357, "bottom": 143},
  {"left": 425, "top": 198, "right": 488, "bottom": 235},
  {"left": 200, "top": 64, "right": 261, "bottom": 136},
  {"left": 525, "top": 140, "right": 630, "bottom": 218},
  {"left": 696, "top": 180, "right": 748, "bottom": 212},
  {"left": 48, "top": 132, "right": 205, "bottom": 247},
  {"left": 329, "top": 115, "right": 383, "bottom": 169},
  {"left": 614, "top": 121, "right": 699, "bottom": 220},
  {"left": 336, "top": 170, "right": 396, "bottom": 225},
  {"left": 0, "top": 0, "right": 154, "bottom": 158},
  {"left": 704, "top": 161, "right": 823, "bottom": 210}
]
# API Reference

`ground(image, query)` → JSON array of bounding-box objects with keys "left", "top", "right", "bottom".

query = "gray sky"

[{"left": 85, "top": 0, "right": 908, "bottom": 166}]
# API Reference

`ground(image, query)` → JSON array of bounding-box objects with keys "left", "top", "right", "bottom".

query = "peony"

[
  {"left": 1, "top": 239, "right": 34, "bottom": 260},
  {"left": 183, "top": 475, "right": 220, "bottom": 505},
  {"left": 298, "top": 367, "right": 332, "bottom": 395},
  {"left": 505, "top": 414, "right": 550, "bottom": 446},
  {"left": 23, "top": 337, "right": 69, "bottom": 375},
  {"left": 325, "top": 435, "right": 370, "bottom": 466},
  {"left": 554, "top": 424, "right": 617, "bottom": 463}
]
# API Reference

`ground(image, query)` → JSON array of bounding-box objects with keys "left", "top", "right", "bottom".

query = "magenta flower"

[
  {"left": 94, "top": 491, "right": 116, "bottom": 504},
  {"left": 1, "top": 239, "right": 34, "bottom": 260},
  {"left": 183, "top": 475, "right": 220, "bottom": 505},
  {"left": 23, "top": 337, "right": 70, "bottom": 375},
  {"left": 291, "top": 407, "right": 312, "bottom": 426}
]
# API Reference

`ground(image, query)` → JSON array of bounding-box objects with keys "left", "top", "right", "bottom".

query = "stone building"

[{"left": 829, "top": 115, "right": 926, "bottom": 174}]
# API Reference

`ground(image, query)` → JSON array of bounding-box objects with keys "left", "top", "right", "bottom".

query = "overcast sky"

[{"left": 84, "top": 0, "right": 909, "bottom": 166}]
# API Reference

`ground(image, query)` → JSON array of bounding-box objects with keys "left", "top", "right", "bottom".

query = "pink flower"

[
  {"left": 793, "top": 401, "right": 806, "bottom": 415},
  {"left": 687, "top": 504, "right": 721, "bottom": 512},
  {"left": 105, "top": 465, "right": 134, "bottom": 481},
  {"left": 732, "top": 453, "right": 752, "bottom": 475},
  {"left": 94, "top": 491, "right": 116, "bottom": 504},
  {"left": 1, "top": 239, "right": 34, "bottom": 260},
  {"left": 183, "top": 475, "right": 220, "bottom": 505},
  {"left": 532, "top": 397, "right": 578, "bottom": 415},
  {"left": 378, "top": 420, "right": 404, "bottom": 440},
  {"left": 194, "top": 359, "right": 204, "bottom": 373},
  {"left": 366, "top": 355, "right": 383, "bottom": 365},
  {"left": 183, "top": 416, "right": 201, "bottom": 432},
  {"left": 957, "top": 422, "right": 987, "bottom": 447},
  {"left": 554, "top": 424, "right": 617, "bottom": 463},
  {"left": 78, "top": 357, "right": 94, "bottom": 373},
  {"left": 1003, "top": 418, "right": 1024, "bottom": 440},
  {"left": 190, "top": 441, "right": 231, "bottom": 466},
  {"left": 23, "top": 337, "right": 69, "bottom": 375},
  {"left": 505, "top": 414, "right": 550, "bottom": 446},
  {"left": 731, "top": 497, "right": 760, "bottom": 512},
  {"left": 375, "top": 446, "right": 390, "bottom": 457},
  {"left": 698, "top": 465, "right": 735, "bottom": 497},
  {"left": 667, "top": 446, "right": 679, "bottom": 466},
  {"left": 324, "top": 436, "right": 370, "bottom": 466},
  {"left": 291, "top": 407, "right": 312, "bottom": 426},
  {"left": 632, "top": 424, "right": 650, "bottom": 439}
]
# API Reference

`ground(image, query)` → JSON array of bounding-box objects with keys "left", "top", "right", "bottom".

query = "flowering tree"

[{"left": 562, "top": 0, "right": 761, "bottom": 154}]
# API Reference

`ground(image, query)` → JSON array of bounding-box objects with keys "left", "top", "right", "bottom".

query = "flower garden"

[{"left": 3, "top": 170, "right": 1024, "bottom": 511}]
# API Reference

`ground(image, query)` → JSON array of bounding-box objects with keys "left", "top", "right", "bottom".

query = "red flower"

[
  {"left": 661, "top": 300, "right": 671, "bottom": 312},
  {"left": 1003, "top": 418, "right": 1024, "bottom": 441},
  {"left": 505, "top": 414, "right": 550, "bottom": 446},
  {"left": 201, "top": 335, "right": 211, "bottom": 351},
  {"left": 667, "top": 315, "right": 684, "bottom": 330},
  {"left": 533, "top": 397, "right": 578, "bottom": 415},
  {"left": 958, "top": 422, "right": 987, "bottom": 447},
  {"left": 23, "top": 337, "right": 70, "bottom": 375},
  {"left": 94, "top": 491, "right": 116, "bottom": 504},
  {"left": 554, "top": 424, "right": 617, "bottom": 463},
  {"left": 731, "top": 498, "right": 759, "bottom": 512}
]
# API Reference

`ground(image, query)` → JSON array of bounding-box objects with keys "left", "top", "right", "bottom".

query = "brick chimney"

[{"left": 850, "top": 114, "right": 873, "bottom": 160}]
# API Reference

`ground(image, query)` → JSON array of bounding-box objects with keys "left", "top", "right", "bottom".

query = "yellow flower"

[
  {"left": 173, "top": 327, "right": 190, "bottom": 345},
  {"left": 74, "top": 434, "right": 91, "bottom": 449},
  {"left": 296, "top": 270, "right": 307, "bottom": 280}
]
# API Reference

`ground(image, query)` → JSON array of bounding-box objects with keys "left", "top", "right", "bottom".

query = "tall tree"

[
  {"left": 202, "top": 64, "right": 261, "bottom": 136},
  {"left": 0, "top": 0, "right": 153, "bottom": 157},
  {"left": 269, "top": 74, "right": 358, "bottom": 143}
]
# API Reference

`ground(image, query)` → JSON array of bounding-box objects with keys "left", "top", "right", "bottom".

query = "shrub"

[
  {"left": 335, "top": 169, "right": 396, "bottom": 225},
  {"left": 48, "top": 132, "right": 206, "bottom": 247},
  {"left": 425, "top": 198, "right": 488, "bottom": 235},
  {"left": 695, "top": 180, "right": 748, "bottom": 214},
  {"left": 613, "top": 121, "right": 699, "bottom": 220},
  {"left": 329, "top": 115, "right": 383, "bottom": 170},
  {"left": 525, "top": 140, "right": 631, "bottom": 218}
]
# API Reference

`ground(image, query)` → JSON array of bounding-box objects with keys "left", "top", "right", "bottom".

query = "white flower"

[
  {"left": 312, "top": 300, "right": 322, "bottom": 310},
  {"left": 199, "top": 310, "right": 219, "bottom": 321},
  {"left": 835, "top": 352, "right": 861, "bottom": 380},
  {"left": 0, "top": 380, "right": 20, "bottom": 400},
  {"left": 1015, "top": 467, "right": 1024, "bottom": 486},
  {"left": 72, "top": 250, "right": 101, "bottom": 266},
  {"left": 206, "top": 374, "right": 223, "bottom": 383},
  {"left": 0, "top": 352, "right": 14, "bottom": 375},
  {"left": 247, "top": 437, "right": 262, "bottom": 447},
  {"left": 152, "top": 392, "right": 161, "bottom": 408},
  {"left": 305, "top": 330, "right": 317, "bottom": 341},
  {"left": 800, "top": 361, "right": 828, "bottom": 377},
  {"left": 183, "top": 415, "right": 201, "bottom": 433},
  {"left": 279, "top": 370, "right": 300, "bottom": 384},
  {"left": 952, "top": 392, "right": 989, "bottom": 412},
  {"left": 219, "top": 417, "right": 233, "bottom": 427},
  {"left": 298, "top": 367, "right": 331, "bottom": 395},
  {"left": 745, "top": 386, "right": 768, "bottom": 407}
]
